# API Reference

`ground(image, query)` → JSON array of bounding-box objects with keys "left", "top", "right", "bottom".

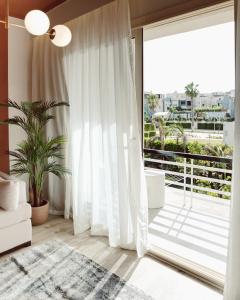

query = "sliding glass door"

[{"left": 140, "top": 2, "right": 234, "bottom": 288}]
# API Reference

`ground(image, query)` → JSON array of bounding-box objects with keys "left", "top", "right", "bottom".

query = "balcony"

[{"left": 145, "top": 148, "right": 232, "bottom": 280}]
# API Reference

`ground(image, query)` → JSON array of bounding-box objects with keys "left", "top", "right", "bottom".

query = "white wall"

[{"left": 8, "top": 17, "right": 32, "bottom": 161}]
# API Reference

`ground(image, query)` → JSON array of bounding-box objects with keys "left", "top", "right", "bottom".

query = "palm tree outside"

[
  {"left": 151, "top": 114, "right": 185, "bottom": 151},
  {"left": 146, "top": 91, "right": 159, "bottom": 118},
  {"left": 184, "top": 82, "right": 199, "bottom": 131}
]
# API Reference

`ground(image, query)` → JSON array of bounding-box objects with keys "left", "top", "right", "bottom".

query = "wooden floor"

[{"left": 1, "top": 216, "right": 223, "bottom": 300}]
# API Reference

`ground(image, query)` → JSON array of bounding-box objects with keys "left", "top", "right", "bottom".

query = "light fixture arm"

[
  {"left": 49, "top": 29, "right": 56, "bottom": 40},
  {"left": 0, "top": 19, "right": 25, "bottom": 30},
  {"left": 0, "top": 0, "right": 25, "bottom": 30},
  {"left": 0, "top": 0, "right": 72, "bottom": 47}
]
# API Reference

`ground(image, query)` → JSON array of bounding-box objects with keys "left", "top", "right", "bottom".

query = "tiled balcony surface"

[{"left": 148, "top": 186, "right": 230, "bottom": 275}]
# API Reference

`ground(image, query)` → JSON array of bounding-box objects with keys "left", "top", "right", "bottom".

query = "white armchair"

[{"left": 0, "top": 172, "right": 32, "bottom": 255}]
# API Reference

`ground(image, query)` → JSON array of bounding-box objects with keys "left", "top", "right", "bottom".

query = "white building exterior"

[{"left": 144, "top": 90, "right": 235, "bottom": 120}]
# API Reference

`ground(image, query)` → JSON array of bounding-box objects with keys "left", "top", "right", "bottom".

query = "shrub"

[
  {"left": 187, "top": 141, "right": 205, "bottom": 155},
  {"left": 144, "top": 137, "right": 232, "bottom": 200},
  {"left": 145, "top": 137, "right": 232, "bottom": 158},
  {"left": 166, "top": 122, "right": 191, "bottom": 129},
  {"left": 147, "top": 139, "right": 185, "bottom": 152},
  {"left": 149, "top": 131, "right": 156, "bottom": 138},
  {"left": 144, "top": 123, "right": 155, "bottom": 131},
  {"left": 164, "top": 140, "right": 185, "bottom": 152},
  {"left": 197, "top": 123, "right": 223, "bottom": 130},
  {"left": 148, "top": 139, "right": 162, "bottom": 149},
  {"left": 195, "top": 105, "right": 226, "bottom": 113}
]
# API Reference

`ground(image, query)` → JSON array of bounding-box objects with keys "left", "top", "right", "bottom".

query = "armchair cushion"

[
  {"left": 0, "top": 203, "right": 31, "bottom": 229},
  {"left": 0, "top": 171, "right": 16, "bottom": 180},
  {"left": 0, "top": 180, "right": 20, "bottom": 211}
]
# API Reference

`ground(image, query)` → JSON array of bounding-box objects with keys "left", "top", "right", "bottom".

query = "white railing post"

[
  {"left": 183, "top": 158, "right": 187, "bottom": 206},
  {"left": 190, "top": 159, "right": 194, "bottom": 208}
]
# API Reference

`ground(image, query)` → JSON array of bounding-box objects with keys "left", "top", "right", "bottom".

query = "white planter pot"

[{"left": 145, "top": 169, "right": 165, "bottom": 209}]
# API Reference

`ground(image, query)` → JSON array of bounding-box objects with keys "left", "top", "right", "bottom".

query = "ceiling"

[
  {"left": 144, "top": 3, "right": 234, "bottom": 41},
  {"left": 0, "top": 0, "right": 67, "bottom": 19}
]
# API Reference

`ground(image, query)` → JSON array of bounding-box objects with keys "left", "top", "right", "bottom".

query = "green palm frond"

[
  {"left": 11, "top": 167, "right": 29, "bottom": 175},
  {"left": 44, "top": 162, "right": 70, "bottom": 178},
  {"left": 32, "top": 101, "right": 69, "bottom": 116},
  {"left": 41, "top": 100, "right": 69, "bottom": 110},
  {"left": 204, "top": 144, "right": 231, "bottom": 157},
  {"left": 0, "top": 99, "right": 22, "bottom": 110},
  {"left": 8, "top": 151, "right": 28, "bottom": 165},
  {"left": 147, "top": 92, "right": 159, "bottom": 112},
  {"left": 185, "top": 82, "right": 199, "bottom": 99},
  {"left": 169, "top": 124, "right": 184, "bottom": 136},
  {"left": 1, "top": 116, "right": 33, "bottom": 132}
]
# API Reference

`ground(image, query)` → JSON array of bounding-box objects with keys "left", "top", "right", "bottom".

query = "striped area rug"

[{"left": 0, "top": 240, "right": 153, "bottom": 300}]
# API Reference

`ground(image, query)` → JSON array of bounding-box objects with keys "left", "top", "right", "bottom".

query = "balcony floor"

[{"left": 148, "top": 186, "right": 230, "bottom": 276}]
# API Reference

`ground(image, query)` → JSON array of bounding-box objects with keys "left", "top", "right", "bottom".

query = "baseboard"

[
  {"left": 0, "top": 241, "right": 31, "bottom": 257},
  {"left": 148, "top": 245, "right": 224, "bottom": 292},
  {"left": 48, "top": 209, "right": 64, "bottom": 216}
]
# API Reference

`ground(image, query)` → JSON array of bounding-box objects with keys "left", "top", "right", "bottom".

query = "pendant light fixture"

[
  {"left": 50, "top": 25, "right": 72, "bottom": 47},
  {"left": 0, "top": 0, "right": 72, "bottom": 47},
  {"left": 24, "top": 10, "right": 50, "bottom": 36}
]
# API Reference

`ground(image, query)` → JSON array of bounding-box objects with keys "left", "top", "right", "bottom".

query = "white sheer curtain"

[
  {"left": 224, "top": 1, "right": 240, "bottom": 299},
  {"left": 32, "top": 36, "right": 71, "bottom": 218},
  {"left": 64, "top": 0, "right": 148, "bottom": 256}
]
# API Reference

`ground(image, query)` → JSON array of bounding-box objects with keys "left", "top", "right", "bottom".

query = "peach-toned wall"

[{"left": 0, "top": 4, "right": 9, "bottom": 174}]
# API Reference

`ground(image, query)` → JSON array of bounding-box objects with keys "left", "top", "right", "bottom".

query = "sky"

[{"left": 144, "top": 22, "right": 235, "bottom": 94}]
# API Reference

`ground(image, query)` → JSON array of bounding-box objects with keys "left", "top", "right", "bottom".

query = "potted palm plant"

[{"left": 0, "top": 100, "right": 69, "bottom": 225}]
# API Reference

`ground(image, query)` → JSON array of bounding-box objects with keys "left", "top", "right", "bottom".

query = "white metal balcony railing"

[{"left": 144, "top": 148, "right": 232, "bottom": 206}]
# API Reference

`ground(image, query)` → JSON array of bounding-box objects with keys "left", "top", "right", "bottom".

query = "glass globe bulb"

[
  {"left": 24, "top": 10, "right": 50, "bottom": 36},
  {"left": 50, "top": 25, "right": 72, "bottom": 47}
]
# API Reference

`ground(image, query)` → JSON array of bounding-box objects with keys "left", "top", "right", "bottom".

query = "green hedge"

[
  {"left": 146, "top": 139, "right": 186, "bottom": 152},
  {"left": 197, "top": 123, "right": 223, "bottom": 130},
  {"left": 166, "top": 122, "right": 192, "bottom": 129},
  {"left": 195, "top": 106, "right": 224, "bottom": 112},
  {"left": 149, "top": 131, "right": 155, "bottom": 137},
  {"left": 164, "top": 141, "right": 186, "bottom": 152},
  {"left": 144, "top": 123, "right": 155, "bottom": 131},
  {"left": 145, "top": 121, "right": 224, "bottom": 136},
  {"left": 144, "top": 139, "right": 232, "bottom": 157},
  {"left": 144, "top": 131, "right": 156, "bottom": 138},
  {"left": 144, "top": 138, "right": 232, "bottom": 199}
]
